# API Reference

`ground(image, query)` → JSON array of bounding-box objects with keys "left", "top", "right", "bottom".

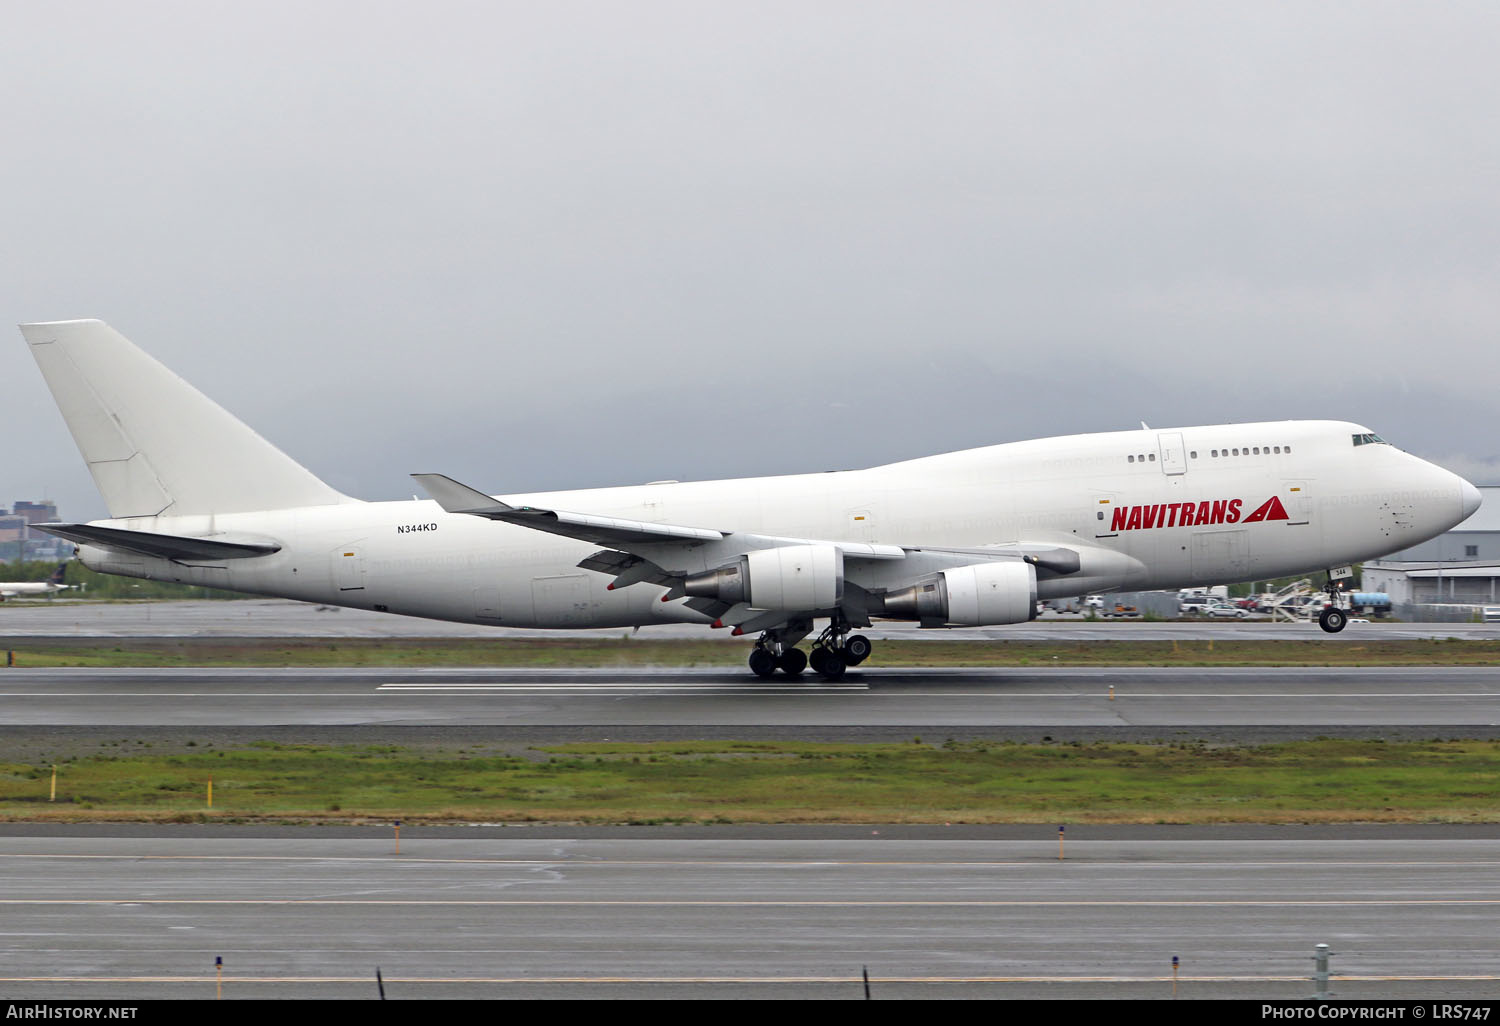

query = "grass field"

[
  {"left": 5, "top": 738, "right": 1498, "bottom": 825},
  {"left": 3, "top": 636, "right": 1493, "bottom": 826},
  {"left": 0, "top": 635, "right": 1496, "bottom": 667}
]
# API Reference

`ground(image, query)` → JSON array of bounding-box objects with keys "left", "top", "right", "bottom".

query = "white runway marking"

[
  {"left": 6, "top": 898, "right": 1500, "bottom": 907},
  {"left": 4, "top": 853, "right": 1500, "bottom": 868}
]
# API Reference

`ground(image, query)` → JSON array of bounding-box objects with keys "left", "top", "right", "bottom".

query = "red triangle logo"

[{"left": 1241, "top": 495, "right": 1290, "bottom": 523}]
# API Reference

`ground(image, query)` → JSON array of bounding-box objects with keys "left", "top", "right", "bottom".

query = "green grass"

[
  {"left": 5, "top": 738, "right": 1499, "bottom": 825},
  {"left": 0, "top": 635, "right": 1497, "bottom": 667}
]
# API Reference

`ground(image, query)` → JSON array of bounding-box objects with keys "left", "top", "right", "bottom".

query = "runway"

[
  {"left": 3, "top": 598, "right": 1499, "bottom": 640},
  {"left": 2, "top": 829, "right": 1498, "bottom": 1000},
  {"left": 1, "top": 665, "right": 1498, "bottom": 732}
]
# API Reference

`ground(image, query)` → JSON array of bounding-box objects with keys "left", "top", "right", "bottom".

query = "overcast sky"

[{"left": 3, "top": 1, "right": 1496, "bottom": 521}]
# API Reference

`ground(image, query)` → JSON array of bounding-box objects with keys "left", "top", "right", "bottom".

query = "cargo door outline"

[
  {"left": 469, "top": 555, "right": 503, "bottom": 622},
  {"left": 334, "top": 544, "right": 366, "bottom": 591},
  {"left": 1284, "top": 481, "right": 1314, "bottom": 525},
  {"left": 532, "top": 574, "right": 594, "bottom": 627},
  {"left": 1158, "top": 433, "right": 1187, "bottom": 476},
  {"left": 1190, "top": 529, "right": 1246, "bottom": 582},
  {"left": 846, "top": 507, "right": 875, "bottom": 543}
]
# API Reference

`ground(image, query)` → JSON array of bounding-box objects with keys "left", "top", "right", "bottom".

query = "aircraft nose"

[{"left": 1461, "top": 478, "right": 1482, "bottom": 521}]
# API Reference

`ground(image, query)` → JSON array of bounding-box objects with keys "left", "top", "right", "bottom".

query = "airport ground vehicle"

[{"left": 1204, "top": 600, "right": 1249, "bottom": 618}]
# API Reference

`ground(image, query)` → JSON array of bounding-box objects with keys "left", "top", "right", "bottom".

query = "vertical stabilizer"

[{"left": 21, "top": 319, "right": 353, "bottom": 517}]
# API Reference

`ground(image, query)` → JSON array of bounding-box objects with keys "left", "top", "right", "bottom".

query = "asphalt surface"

[
  {"left": 1, "top": 598, "right": 1497, "bottom": 640},
  {"left": 2, "top": 830, "right": 1499, "bottom": 1000},
  {"left": 0, "top": 666, "right": 1497, "bottom": 735},
  {"left": 1, "top": 600, "right": 1497, "bottom": 1001}
]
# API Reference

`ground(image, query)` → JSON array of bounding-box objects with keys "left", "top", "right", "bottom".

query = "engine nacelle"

[
  {"left": 881, "top": 560, "right": 1037, "bottom": 626},
  {"left": 684, "top": 544, "right": 844, "bottom": 610}
]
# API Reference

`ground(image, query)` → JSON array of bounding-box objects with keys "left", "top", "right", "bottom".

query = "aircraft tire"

[
  {"left": 1318, "top": 607, "right": 1348, "bottom": 634},
  {"left": 810, "top": 647, "right": 846, "bottom": 681},
  {"left": 779, "top": 648, "right": 807, "bottom": 676},
  {"left": 841, "top": 634, "right": 872, "bottom": 666},
  {"left": 748, "top": 648, "right": 779, "bottom": 678}
]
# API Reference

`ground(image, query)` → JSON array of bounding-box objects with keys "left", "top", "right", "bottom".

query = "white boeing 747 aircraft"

[{"left": 20, "top": 320, "right": 1481, "bottom": 679}]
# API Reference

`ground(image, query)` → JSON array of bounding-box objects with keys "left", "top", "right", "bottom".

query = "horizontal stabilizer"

[{"left": 35, "top": 523, "right": 281, "bottom": 561}]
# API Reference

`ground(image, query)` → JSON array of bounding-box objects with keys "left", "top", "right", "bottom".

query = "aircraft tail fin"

[{"left": 21, "top": 319, "right": 353, "bottom": 518}]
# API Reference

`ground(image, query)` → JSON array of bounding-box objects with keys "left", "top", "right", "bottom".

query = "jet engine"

[
  {"left": 683, "top": 544, "right": 844, "bottom": 610},
  {"left": 880, "top": 560, "right": 1037, "bottom": 626}
]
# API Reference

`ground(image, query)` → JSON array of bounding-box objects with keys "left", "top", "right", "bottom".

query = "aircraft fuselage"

[{"left": 74, "top": 419, "right": 1475, "bottom": 629}]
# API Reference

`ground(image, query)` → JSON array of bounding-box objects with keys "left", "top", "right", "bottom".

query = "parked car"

[{"left": 1205, "top": 601, "right": 1249, "bottom": 618}]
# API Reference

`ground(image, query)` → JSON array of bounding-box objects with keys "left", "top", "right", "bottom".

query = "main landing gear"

[{"left": 748, "top": 621, "right": 872, "bottom": 681}]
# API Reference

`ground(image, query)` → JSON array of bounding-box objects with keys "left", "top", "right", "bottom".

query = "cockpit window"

[{"left": 1351, "top": 432, "right": 1388, "bottom": 447}]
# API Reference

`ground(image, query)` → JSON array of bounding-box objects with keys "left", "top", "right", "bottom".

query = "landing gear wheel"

[
  {"left": 1318, "top": 607, "right": 1348, "bottom": 634},
  {"left": 748, "top": 648, "right": 779, "bottom": 678},
  {"left": 778, "top": 648, "right": 807, "bottom": 676},
  {"left": 841, "top": 634, "right": 872, "bottom": 666},
  {"left": 809, "top": 646, "right": 847, "bottom": 681}
]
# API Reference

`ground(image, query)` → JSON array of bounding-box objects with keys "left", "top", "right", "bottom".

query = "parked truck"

[{"left": 1348, "top": 592, "right": 1392, "bottom": 617}]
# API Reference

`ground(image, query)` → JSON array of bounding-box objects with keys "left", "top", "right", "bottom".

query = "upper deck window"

[{"left": 1352, "top": 432, "right": 1388, "bottom": 447}]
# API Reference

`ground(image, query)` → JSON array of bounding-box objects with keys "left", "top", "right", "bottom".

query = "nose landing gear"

[
  {"left": 1318, "top": 606, "right": 1348, "bottom": 633},
  {"left": 1317, "top": 571, "right": 1352, "bottom": 634}
]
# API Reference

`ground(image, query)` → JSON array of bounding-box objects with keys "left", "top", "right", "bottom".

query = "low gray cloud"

[{"left": 2, "top": 2, "right": 1495, "bottom": 519}]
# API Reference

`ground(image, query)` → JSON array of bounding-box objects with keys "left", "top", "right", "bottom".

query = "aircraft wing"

[
  {"left": 415, "top": 473, "right": 1094, "bottom": 633},
  {"left": 412, "top": 473, "right": 728, "bottom": 547}
]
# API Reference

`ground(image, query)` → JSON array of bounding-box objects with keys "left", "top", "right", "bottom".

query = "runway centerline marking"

[
  {"left": 374, "top": 684, "right": 868, "bottom": 692},
  {"left": 7, "top": 974, "right": 1500, "bottom": 984},
  {"left": 5, "top": 854, "right": 1500, "bottom": 869},
  {"left": 6, "top": 898, "right": 1500, "bottom": 907}
]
